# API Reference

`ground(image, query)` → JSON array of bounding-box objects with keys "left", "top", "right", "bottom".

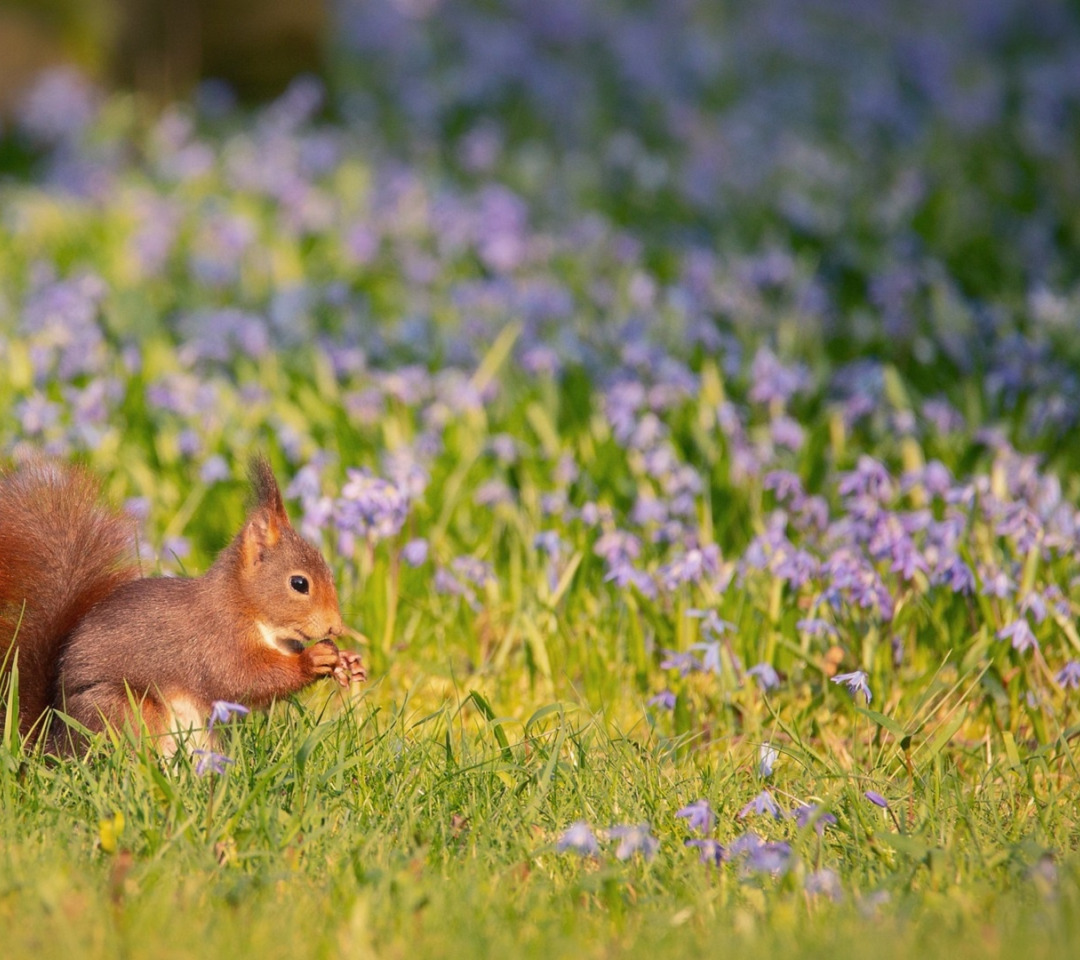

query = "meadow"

[{"left": 3, "top": 1, "right": 1080, "bottom": 956}]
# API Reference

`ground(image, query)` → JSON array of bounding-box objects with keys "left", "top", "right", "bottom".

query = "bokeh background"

[{"left": 4, "top": 0, "right": 1078, "bottom": 305}]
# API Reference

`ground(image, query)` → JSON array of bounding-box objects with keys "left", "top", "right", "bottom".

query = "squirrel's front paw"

[
  {"left": 333, "top": 650, "right": 367, "bottom": 686},
  {"left": 303, "top": 639, "right": 340, "bottom": 677}
]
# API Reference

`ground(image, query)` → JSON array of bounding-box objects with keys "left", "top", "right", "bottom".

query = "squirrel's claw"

[{"left": 334, "top": 650, "right": 367, "bottom": 686}]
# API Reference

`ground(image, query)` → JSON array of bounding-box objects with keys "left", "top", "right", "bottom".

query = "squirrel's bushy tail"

[{"left": 0, "top": 461, "right": 138, "bottom": 737}]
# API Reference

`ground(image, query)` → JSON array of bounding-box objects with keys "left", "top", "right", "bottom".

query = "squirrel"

[{"left": 0, "top": 456, "right": 365, "bottom": 755}]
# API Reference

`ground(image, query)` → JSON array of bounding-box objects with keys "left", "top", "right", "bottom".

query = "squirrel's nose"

[{"left": 326, "top": 618, "right": 345, "bottom": 638}]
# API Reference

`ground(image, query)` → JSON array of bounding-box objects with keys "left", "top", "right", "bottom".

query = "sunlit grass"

[{"left": 2, "top": 686, "right": 1079, "bottom": 959}]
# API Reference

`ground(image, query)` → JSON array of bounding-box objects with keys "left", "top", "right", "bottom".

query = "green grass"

[{"left": 3, "top": 678, "right": 1079, "bottom": 959}]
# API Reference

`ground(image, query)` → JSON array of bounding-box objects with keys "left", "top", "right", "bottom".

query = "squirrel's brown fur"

[{"left": 0, "top": 457, "right": 364, "bottom": 753}]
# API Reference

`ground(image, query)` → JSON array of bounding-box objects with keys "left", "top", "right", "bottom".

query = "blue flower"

[
  {"left": 675, "top": 799, "right": 715, "bottom": 833},
  {"left": 687, "top": 608, "right": 734, "bottom": 638},
  {"left": 795, "top": 618, "right": 837, "bottom": 639},
  {"left": 200, "top": 455, "right": 230, "bottom": 485},
  {"left": 208, "top": 700, "right": 250, "bottom": 730},
  {"left": 659, "top": 649, "right": 700, "bottom": 676},
  {"left": 647, "top": 690, "right": 676, "bottom": 711},
  {"left": 747, "top": 662, "right": 780, "bottom": 691},
  {"left": 610, "top": 824, "right": 659, "bottom": 861},
  {"left": 335, "top": 469, "right": 410, "bottom": 546},
  {"left": 864, "top": 790, "right": 889, "bottom": 808},
  {"left": 746, "top": 842, "right": 792, "bottom": 875},
  {"left": 533, "top": 531, "right": 563, "bottom": 556},
  {"left": 556, "top": 821, "right": 598, "bottom": 856},
  {"left": 805, "top": 869, "right": 843, "bottom": 901},
  {"left": 1019, "top": 592, "right": 1047, "bottom": 624},
  {"left": 689, "top": 641, "right": 722, "bottom": 674},
  {"left": 401, "top": 538, "right": 429, "bottom": 567},
  {"left": 685, "top": 838, "right": 725, "bottom": 866},
  {"left": 791, "top": 804, "right": 837, "bottom": 835},
  {"left": 997, "top": 618, "right": 1038, "bottom": 655},
  {"left": 831, "top": 670, "right": 872, "bottom": 704},
  {"left": 738, "top": 790, "right": 782, "bottom": 820},
  {"left": 1056, "top": 661, "right": 1080, "bottom": 690},
  {"left": 193, "top": 749, "right": 234, "bottom": 776},
  {"left": 729, "top": 832, "right": 792, "bottom": 874}
]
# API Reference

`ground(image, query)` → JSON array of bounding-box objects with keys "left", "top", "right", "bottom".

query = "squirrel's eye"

[{"left": 289, "top": 575, "right": 310, "bottom": 595}]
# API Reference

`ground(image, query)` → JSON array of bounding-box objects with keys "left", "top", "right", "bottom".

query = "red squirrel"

[{"left": 0, "top": 457, "right": 365, "bottom": 754}]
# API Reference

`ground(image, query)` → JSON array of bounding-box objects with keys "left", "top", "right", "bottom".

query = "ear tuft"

[{"left": 249, "top": 456, "right": 291, "bottom": 528}]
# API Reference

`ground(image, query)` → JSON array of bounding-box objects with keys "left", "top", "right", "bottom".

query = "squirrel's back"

[{"left": 0, "top": 460, "right": 139, "bottom": 736}]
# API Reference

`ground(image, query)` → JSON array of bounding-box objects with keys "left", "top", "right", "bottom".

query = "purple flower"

[
  {"left": 1019, "top": 592, "right": 1048, "bottom": 624},
  {"left": 923, "top": 401, "right": 965, "bottom": 435},
  {"left": 791, "top": 804, "right": 837, "bottom": 835},
  {"left": 838, "top": 456, "right": 894, "bottom": 502},
  {"left": 772, "top": 547, "right": 819, "bottom": 589},
  {"left": 489, "top": 434, "right": 519, "bottom": 465},
  {"left": 610, "top": 824, "right": 659, "bottom": 861},
  {"left": 335, "top": 469, "right": 410, "bottom": 548},
  {"left": 980, "top": 568, "right": 1016, "bottom": 599},
  {"left": 452, "top": 556, "right": 495, "bottom": 588},
  {"left": 748, "top": 347, "right": 810, "bottom": 406},
  {"left": 996, "top": 503, "right": 1042, "bottom": 553},
  {"left": 933, "top": 557, "right": 975, "bottom": 594},
  {"left": 685, "top": 838, "right": 726, "bottom": 866},
  {"left": 595, "top": 531, "right": 641, "bottom": 564},
  {"left": 434, "top": 568, "right": 469, "bottom": 600},
  {"left": 747, "top": 662, "right": 780, "bottom": 691},
  {"left": 1055, "top": 661, "right": 1080, "bottom": 690},
  {"left": 193, "top": 749, "right": 234, "bottom": 776},
  {"left": 534, "top": 531, "right": 564, "bottom": 556},
  {"left": 676, "top": 799, "right": 715, "bottom": 833},
  {"left": 832, "top": 670, "right": 872, "bottom": 704},
  {"left": 16, "top": 66, "right": 99, "bottom": 145},
  {"left": 796, "top": 618, "right": 837, "bottom": 639},
  {"left": 200, "top": 455, "right": 231, "bottom": 485},
  {"left": 402, "top": 538, "right": 429, "bottom": 567},
  {"left": 647, "top": 690, "right": 677, "bottom": 710},
  {"left": 660, "top": 649, "right": 701, "bottom": 676},
  {"left": 687, "top": 608, "right": 735, "bottom": 637},
  {"left": 770, "top": 415, "right": 805, "bottom": 451},
  {"left": 746, "top": 841, "right": 792, "bottom": 875},
  {"left": 763, "top": 470, "right": 804, "bottom": 503},
  {"left": 16, "top": 394, "right": 61, "bottom": 436},
  {"left": 556, "top": 821, "right": 599, "bottom": 856},
  {"left": 604, "top": 557, "right": 658, "bottom": 598},
  {"left": 162, "top": 537, "right": 190, "bottom": 562},
  {"left": 738, "top": 790, "right": 782, "bottom": 820},
  {"left": 657, "top": 548, "right": 719, "bottom": 590},
  {"left": 689, "top": 642, "right": 723, "bottom": 675},
  {"left": 864, "top": 790, "right": 889, "bottom": 808},
  {"left": 998, "top": 619, "right": 1038, "bottom": 654},
  {"left": 208, "top": 700, "right": 250, "bottom": 730},
  {"left": 805, "top": 869, "right": 843, "bottom": 901},
  {"left": 891, "top": 541, "right": 929, "bottom": 581}
]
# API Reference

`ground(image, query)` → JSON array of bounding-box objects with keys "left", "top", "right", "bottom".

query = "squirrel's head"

[{"left": 235, "top": 458, "right": 345, "bottom": 649}]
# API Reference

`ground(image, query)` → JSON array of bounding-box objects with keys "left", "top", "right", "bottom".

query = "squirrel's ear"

[
  {"left": 249, "top": 456, "right": 292, "bottom": 529},
  {"left": 240, "top": 458, "right": 291, "bottom": 568},
  {"left": 240, "top": 507, "right": 281, "bottom": 568}
]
